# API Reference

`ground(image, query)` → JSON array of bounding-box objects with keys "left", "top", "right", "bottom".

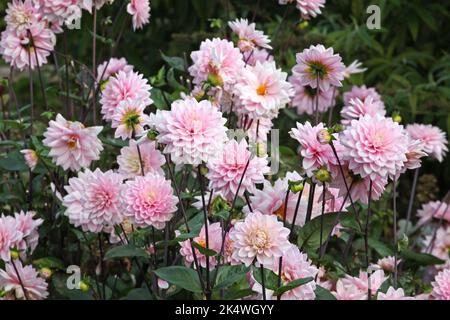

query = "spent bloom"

[
  {"left": 0, "top": 215, "right": 22, "bottom": 262},
  {"left": 43, "top": 114, "right": 103, "bottom": 171},
  {"left": 333, "top": 279, "right": 367, "bottom": 300},
  {"left": 117, "top": 139, "right": 165, "bottom": 179},
  {"left": 228, "top": 18, "right": 272, "bottom": 52},
  {"left": 20, "top": 149, "right": 38, "bottom": 171},
  {"left": 432, "top": 267, "right": 450, "bottom": 300},
  {"left": 340, "top": 96, "right": 386, "bottom": 125},
  {"left": 96, "top": 57, "right": 133, "bottom": 86},
  {"left": 206, "top": 139, "right": 270, "bottom": 201},
  {"left": 151, "top": 98, "right": 228, "bottom": 166},
  {"left": 111, "top": 99, "right": 150, "bottom": 140},
  {"left": 0, "top": 261, "right": 48, "bottom": 300},
  {"left": 292, "top": 44, "right": 345, "bottom": 91},
  {"left": 127, "top": 0, "right": 151, "bottom": 30},
  {"left": 123, "top": 173, "right": 178, "bottom": 229},
  {"left": 234, "top": 61, "right": 293, "bottom": 119},
  {"left": 406, "top": 124, "right": 448, "bottom": 162},
  {"left": 342, "top": 270, "right": 388, "bottom": 296},
  {"left": 375, "top": 256, "right": 401, "bottom": 273},
  {"left": 229, "top": 211, "right": 291, "bottom": 267},
  {"left": 62, "top": 169, "right": 124, "bottom": 233},
  {"left": 423, "top": 225, "right": 450, "bottom": 262}
]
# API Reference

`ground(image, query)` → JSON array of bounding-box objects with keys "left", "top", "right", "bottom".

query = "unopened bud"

[
  {"left": 79, "top": 281, "right": 89, "bottom": 292},
  {"left": 207, "top": 73, "right": 224, "bottom": 87},
  {"left": 147, "top": 130, "right": 158, "bottom": 141},
  {"left": 10, "top": 249, "right": 20, "bottom": 260},
  {"left": 317, "top": 129, "right": 332, "bottom": 144},
  {"left": 194, "top": 89, "right": 206, "bottom": 100},
  {"left": 398, "top": 234, "right": 409, "bottom": 252},
  {"left": 299, "top": 21, "right": 309, "bottom": 30},
  {"left": 332, "top": 124, "right": 344, "bottom": 133},
  {"left": 289, "top": 181, "right": 304, "bottom": 193},
  {"left": 199, "top": 165, "right": 209, "bottom": 176},
  {"left": 314, "top": 167, "right": 331, "bottom": 183},
  {"left": 99, "top": 79, "right": 109, "bottom": 91},
  {"left": 256, "top": 142, "right": 267, "bottom": 157},
  {"left": 39, "top": 267, "right": 52, "bottom": 279},
  {"left": 392, "top": 112, "right": 402, "bottom": 124}
]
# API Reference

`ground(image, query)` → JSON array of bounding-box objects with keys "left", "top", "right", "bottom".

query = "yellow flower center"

[
  {"left": 67, "top": 135, "right": 78, "bottom": 149},
  {"left": 257, "top": 84, "right": 267, "bottom": 96},
  {"left": 197, "top": 239, "right": 207, "bottom": 248},
  {"left": 251, "top": 230, "right": 269, "bottom": 249},
  {"left": 273, "top": 204, "right": 286, "bottom": 220}
]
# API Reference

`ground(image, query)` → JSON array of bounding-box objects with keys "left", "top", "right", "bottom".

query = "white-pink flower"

[
  {"left": 292, "top": 44, "right": 345, "bottom": 91},
  {"left": 100, "top": 70, "right": 152, "bottom": 122},
  {"left": 34, "top": 0, "right": 81, "bottom": 33},
  {"left": 340, "top": 114, "right": 408, "bottom": 180},
  {"left": 0, "top": 215, "right": 22, "bottom": 262},
  {"left": 403, "top": 136, "right": 427, "bottom": 171},
  {"left": 280, "top": 0, "right": 326, "bottom": 20},
  {"left": 43, "top": 114, "right": 103, "bottom": 171},
  {"left": 0, "top": 261, "right": 48, "bottom": 300},
  {"left": 206, "top": 139, "right": 270, "bottom": 201},
  {"left": 406, "top": 124, "right": 448, "bottom": 162},
  {"left": 229, "top": 211, "right": 291, "bottom": 267},
  {"left": 423, "top": 225, "right": 450, "bottom": 262},
  {"left": 228, "top": 18, "right": 272, "bottom": 52},
  {"left": 63, "top": 168, "right": 124, "bottom": 233},
  {"left": 97, "top": 57, "right": 133, "bottom": 85},
  {"left": 111, "top": 99, "right": 150, "bottom": 140},
  {"left": 377, "top": 287, "right": 411, "bottom": 300},
  {"left": 242, "top": 48, "right": 273, "bottom": 66},
  {"left": 234, "top": 61, "right": 293, "bottom": 119},
  {"left": 127, "top": 0, "right": 151, "bottom": 30},
  {"left": 123, "top": 173, "right": 178, "bottom": 229},
  {"left": 417, "top": 200, "right": 450, "bottom": 225},
  {"left": 343, "top": 85, "right": 383, "bottom": 107},
  {"left": 374, "top": 256, "right": 401, "bottom": 273},
  {"left": 332, "top": 279, "right": 367, "bottom": 300},
  {"left": 80, "top": 0, "right": 108, "bottom": 13},
  {"left": 340, "top": 96, "right": 386, "bottom": 125},
  {"left": 432, "top": 267, "right": 450, "bottom": 300},
  {"left": 343, "top": 60, "right": 366, "bottom": 78},
  {"left": 20, "top": 149, "right": 38, "bottom": 171},
  {"left": 151, "top": 98, "right": 228, "bottom": 166},
  {"left": 13, "top": 211, "right": 43, "bottom": 255},
  {"left": 5, "top": 0, "right": 40, "bottom": 32},
  {"left": 341, "top": 270, "right": 388, "bottom": 296}
]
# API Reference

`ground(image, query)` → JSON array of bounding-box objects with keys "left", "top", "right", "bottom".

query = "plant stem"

[
  {"left": 393, "top": 175, "right": 398, "bottom": 288},
  {"left": 11, "top": 260, "right": 29, "bottom": 300},
  {"left": 92, "top": 7, "right": 97, "bottom": 125},
  {"left": 405, "top": 168, "right": 419, "bottom": 235},
  {"left": 260, "top": 264, "right": 266, "bottom": 300},
  {"left": 98, "top": 233, "right": 106, "bottom": 300},
  {"left": 318, "top": 182, "right": 326, "bottom": 259},
  {"left": 364, "top": 180, "right": 373, "bottom": 300},
  {"left": 305, "top": 182, "right": 316, "bottom": 223},
  {"left": 289, "top": 188, "right": 304, "bottom": 237},
  {"left": 277, "top": 189, "right": 290, "bottom": 300}
]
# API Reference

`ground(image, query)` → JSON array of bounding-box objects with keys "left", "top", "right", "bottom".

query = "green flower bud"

[
  {"left": 10, "top": 249, "right": 20, "bottom": 260},
  {"left": 398, "top": 234, "right": 409, "bottom": 252},
  {"left": 317, "top": 129, "right": 332, "bottom": 144},
  {"left": 314, "top": 167, "right": 331, "bottom": 183},
  {"left": 79, "top": 281, "right": 89, "bottom": 292},
  {"left": 332, "top": 124, "right": 344, "bottom": 133},
  {"left": 392, "top": 112, "right": 402, "bottom": 124},
  {"left": 289, "top": 181, "right": 304, "bottom": 193},
  {"left": 207, "top": 73, "right": 223, "bottom": 87},
  {"left": 147, "top": 130, "right": 158, "bottom": 141},
  {"left": 40, "top": 267, "right": 53, "bottom": 280}
]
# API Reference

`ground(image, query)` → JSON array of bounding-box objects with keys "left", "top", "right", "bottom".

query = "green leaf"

[
  {"left": 33, "top": 257, "right": 65, "bottom": 270},
  {"left": 174, "top": 231, "right": 198, "bottom": 242},
  {"left": 314, "top": 285, "right": 337, "bottom": 300},
  {"left": 0, "top": 150, "right": 28, "bottom": 171},
  {"left": 223, "top": 288, "right": 254, "bottom": 300},
  {"left": 252, "top": 266, "right": 279, "bottom": 291},
  {"left": 273, "top": 277, "right": 314, "bottom": 296},
  {"left": 400, "top": 249, "right": 444, "bottom": 266},
  {"left": 154, "top": 266, "right": 202, "bottom": 293},
  {"left": 214, "top": 265, "right": 249, "bottom": 290},
  {"left": 192, "top": 241, "right": 217, "bottom": 256},
  {"left": 160, "top": 52, "right": 186, "bottom": 71},
  {"left": 104, "top": 244, "right": 149, "bottom": 260},
  {"left": 123, "top": 288, "right": 153, "bottom": 300},
  {"left": 213, "top": 210, "right": 230, "bottom": 220},
  {"left": 368, "top": 238, "right": 394, "bottom": 257}
]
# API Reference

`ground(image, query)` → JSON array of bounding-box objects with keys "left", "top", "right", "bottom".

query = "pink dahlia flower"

[
  {"left": 292, "top": 44, "right": 345, "bottom": 92},
  {"left": 340, "top": 114, "right": 408, "bottom": 180},
  {"left": 417, "top": 200, "right": 450, "bottom": 225},
  {"left": 237, "top": 115, "right": 273, "bottom": 143},
  {"left": 111, "top": 98, "right": 150, "bottom": 140},
  {"left": 63, "top": 168, "right": 124, "bottom": 233},
  {"left": 243, "top": 48, "right": 273, "bottom": 66},
  {"left": 295, "top": 0, "right": 326, "bottom": 20},
  {"left": 0, "top": 215, "right": 22, "bottom": 262},
  {"left": 100, "top": 70, "right": 152, "bottom": 122},
  {"left": 96, "top": 57, "right": 133, "bottom": 85},
  {"left": 80, "top": 0, "right": 108, "bottom": 13},
  {"left": 403, "top": 136, "right": 427, "bottom": 171},
  {"left": 342, "top": 270, "right": 388, "bottom": 296},
  {"left": 343, "top": 85, "right": 383, "bottom": 106},
  {"left": 374, "top": 256, "right": 401, "bottom": 273},
  {"left": 228, "top": 18, "right": 272, "bottom": 52},
  {"left": 0, "top": 21, "right": 55, "bottom": 71},
  {"left": 13, "top": 211, "right": 43, "bottom": 254},
  {"left": 179, "top": 222, "right": 223, "bottom": 269},
  {"left": 289, "top": 74, "right": 336, "bottom": 115},
  {"left": 432, "top": 267, "right": 450, "bottom": 300},
  {"left": 189, "top": 38, "right": 244, "bottom": 89},
  {"left": 229, "top": 211, "right": 291, "bottom": 267},
  {"left": 340, "top": 96, "right": 386, "bottom": 125},
  {"left": 206, "top": 139, "right": 270, "bottom": 201},
  {"left": 127, "top": 0, "right": 151, "bottom": 30},
  {"left": 423, "top": 225, "right": 450, "bottom": 262},
  {"left": 0, "top": 261, "right": 48, "bottom": 300},
  {"left": 43, "top": 114, "right": 103, "bottom": 171},
  {"left": 151, "top": 98, "right": 228, "bottom": 166},
  {"left": 234, "top": 61, "right": 293, "bottom": 119},
  {"left": 377, "top": 287, "right": 411, "bottom": 300},
  {"left": 34, "top": 0, "right": 81, "bottom": 33},
  {"left": 343, "top": 60, "right": 367, "bottom": 78},
  {"left": 123, "top": 173, "right": 178, "bottom": 229},
  {"left": 406, "top": 124, "right": 448, "bottom": 162},
  {"left": 20, "top": 149, "right": 38, "bottom": 171},
  {"left": 5, "top": 0, "right": 40, "bottom": 32},
  {"left": 332, "top": 279, "right": 367, "bottom": 300},
  {"left": 117, "top": 139, "right": 165, "bottom": 179}
]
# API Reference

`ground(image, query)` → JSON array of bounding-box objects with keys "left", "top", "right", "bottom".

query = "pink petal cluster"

[
  {"left": 417, "top": 200, "right": 450, "bottom": 225},
  {"left": 100, "top": 70, "right": 152, "bottom": 122},
  {"left": 43, "top": 114, "right": 103, "bottom": 171},
  {"left": 206, "top": 139, "right": 270, "bottom": 201},
  {"left": 332, "top": 279, "right": 367, "bottom": 300},
  {"left": 0, "top": 261, "right": 48, "bottom": 300},
  {"left": 374, "top": 256, "right": 401, "bottom": 273},
  {"left": 111, "top": 98, "right": 150, "bottom": 140},
  {"left": 127, "top": 0, "right": 151, "bottom": 31},
  {"left": 279, "top": 0, "right": 326, "bottom": 20},
  {"left": 343, "top": 85, "right": 383, "bottom": 106},
  {"left": 123, "top": 173, "right": 178, "bottom": 229},
  {"left": 80, "top": 0, "right": 108, "bottom": 13},
  {"left": 432, "top": 267, "right": 450, "bottom": 300},
  {"left": 234, "top": 61, "right": 293, "bottom": 119},
  {"left": 242, "top": 48, "right": 273, "bottom": 66},
  {"left": 20, "top": 149, "right": 38, "bottom": 171},
  {"left": 151, "top": 98, "right": 228, "bottom": 166},
  {"left": 340, "top": 96, "right": 386, "bottom": 125},
  {"left": 406, "top": 124, "right": 448, "bottom": 162},
  {"left": 340, "top": 114, "right": 408, "bottom": 180},
  {"left": 179, "top": 222, "right": 223, "bottom": 269},
  {"left": 423, "top": 225, "right": 450, "bottom": 262},
  {"left": 0, "top": 215, "right": 22, "bottom": 262},
  {"left": 34, "top": 0, "right": 81, "bottom": 33},
  {"left": 403, "top": 136, "right": 427, "bottom": 171},
  {"left": 292, "top": 44, "right": 345, "bottom": 91},
  {"left": 189, "top": 38, "right": 244, "bottom": 89},
  {"left": 117, "top": 139, "right": 165, "bottom": 179},
  {"left": 343, "top": 60, "right": 366, "bottom": 78},
  {"left": 377, "top": 287, "right": 412, "bottom": 300},
  {"left": 340, "top": 270, "right": 387, "bottom": 298},
  {"left": 228, "top": 18, "right": 272, "bottom": 52},
  {"left": 97, "top": 57, "right": 133, "bottom": 85},
  {"left": 229, "top": 211, "right": 291, "bottom": 266},
  {"left": 63, "top": 169, "right": 124, "bottom": 233},
  {"left": 13, "top": 211, "right": 43, "bottom": 254},
  {"left": 5, "top": 0, "right": 40, "bottom": 32}
]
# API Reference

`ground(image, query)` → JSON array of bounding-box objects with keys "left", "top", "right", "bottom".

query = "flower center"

[
  {"left": 251, "top": 230, "right": 269, "bottom": 249},
  {"left": 67, "top": 135, "right": 78, "bottom": 149},
  {"left": 197, "top": 238, "right": 207, "bottom": 248},
  {"left": 304, "top": 86, "right": 317, "bottom": 98},
  {"left": 273, "top": 204, "right": 286, "bottom": 220},
  {"left": 122, "top": 110, "right": 141, "bottom": 129},
  {"left": 308, "top": 62, "right": 328, "bottom": 79},
  {"left": 257, "top": 84, "right": 267, "bottom": 96}
]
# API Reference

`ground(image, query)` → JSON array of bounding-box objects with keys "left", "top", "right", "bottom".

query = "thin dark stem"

[
  {"left": 244, "top": 192, "right": 253, "bottom": 212},
  {"left": 393, "top": 175, "right": 398, "bottom": 288},
  {"left": 29, "top": 33, "right": 48, "bottom": 111},
  {"left": 92, "top": 8, "right": 97, "bottom": 125},
  {"left": 327, "top": 87, "right": 337, "bottom": 126},
  {"left": 11, "top": 260, "right": 29, "bottom": 300},
  {"left": 319, "top": 183, "right": 326, "bottom": 258},
  {"left": 365, "top": 180, "right": 373, "bottom": 300},
  {"left": 290, "top": 189, "right": 304, "bottom": 236},
  {"left": 63, "top": 33, "right": 72, "bottom": 118},
  {"left": 260, "top": 264, "right": 266, "bottom": 300},
  {"left": 98, "top": 233, "right": 106, "bottom": 300},
  {"left": 405, "top": 168, "right": 419, "bottom": 235},
  {"left": 305, "top": 183, "right": 316, "bottom": 223},
  {"left": 277, "top": 189, "right": 290, "bottom": 300},
  {"left": 314, "top": 73, "right": 320, "bottom": 125}
]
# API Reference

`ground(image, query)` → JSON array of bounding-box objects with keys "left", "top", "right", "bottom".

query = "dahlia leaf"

[
  {"left": 252, "top": 266, "right": 279, "bottom": 291},
  {"left": 104, "top": 244, "right": 149, "bottom": 260},
  {"left": 400, "top": 250, "right": 445, "bottom": 266},
  {"left": 314, "top": 285, "right": 337, "bottom": 300},
  {"left": 154, "top": 266, "right": 202, "bottom": 293},
  {"left": 273, "top": 277, "right": 314, "bottom": 296},
  {"left": 192, "top": 241, "right": 218, "bottom": 256}
]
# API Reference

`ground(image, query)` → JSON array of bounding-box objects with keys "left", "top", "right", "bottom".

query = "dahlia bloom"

[
  {"left": 342, "top": 270, "right": 388, "bottom": 295},
  {"left": 117, "top": 139, "right": 165, "bottom": 179},
  {"left": 280, "top": 0, "right": 326, "bottom": 20},
  {"left": 100, "top": 70, "right": 152, "bottom": 122},
  {"left": 0, "top": 262, "right": 48, "bottom": 300},
  {"left": 374, "top": 256, "right": 401, "bottom": 273},
  {"left": 97, "top": 57, "right": 133, "bottom": 85},
  {"left": 123, "top": 173, "right": 178, "bottom": 229},
  {"left": 332, "top": 279, "right": 367, "bottom": 300},
  {"left": 377, "top": 287, "right": 411, "bottom": 300},
  {"left": 151, "top": 98, "right": 228, "bottom": 166},
  {"left": 20, "top": 149, "right": 38, "bottom": 171},
  {"left": 111, "top": 99, "right": 150, "bottom": 140},
  {"left": 229, "top": 211, "right": 291, "bottom": 266},
  {"left": 0, "top": 215, "right": 22, "bottom": 262},
  {"left": 80, "top": 0, "right": 108, "bottom": 13},
  {"left": 243, "top": 48, "right": 273, "bottom": 66},
  {"left": 340, "top": 114, "right": 408, "bottom": 180},
  {"left": 289, "top": 74, "right": 336, "bottom": 115},
  {"left": 343, "top": 60, "right": 367, "bottom": 78},
  {"left": 423, "top": 226, "right": 450, "bottom": 262},
  {"left": 417, "top": 200, "right": 450, "bottom": 225},
  {"left": 234, "top": 61, "right": 293, "bottom": 118},
  {"left": 34, "top": 0, "right": 81, "bottom": 33},
  {"left": 403, "top": 136, "right": 427, "bottom": 171},
  {"left": 343, "top": 85, "right": 383, "bottom": 107},
  {"left": 340, "top": 96, "right": 386, "bottom": 125},
  {"left": 43, "top": 114, "right": 103, "bottom": 171},
  {"left": 189, "top": 38, "right": 244, "bottom": 89},
  {"left": 292, "top": 44, "right": 345, "bottom": 91},
  {"left": 406, "top": 124, "right": 448, "bottom": 162},
  {"left": 179, "top": 222, "right": 223, "bottom": 269},
  {"left": 127, "top": 0, "right": 151, "bottom": 30},
  {"left": 206, "top": 139, "right": 270, "bottom": 201},
  {"left": 63, "top": 169, "right": 124, "bottom": 233},
  {"left": 228, "top": 18, "right": 272, "bottom": 52},
  {"left": 5, "top": 0, "right": 40, "bottom": 32},
  {"left": 0, "top": 21, "right": 55, "bottom": 71},
  {"left": 432, "top": 267, "right": 450, "bottom": 300},
  {"left": 13, "top": 211, "right": 43, "bottom": 254}
]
